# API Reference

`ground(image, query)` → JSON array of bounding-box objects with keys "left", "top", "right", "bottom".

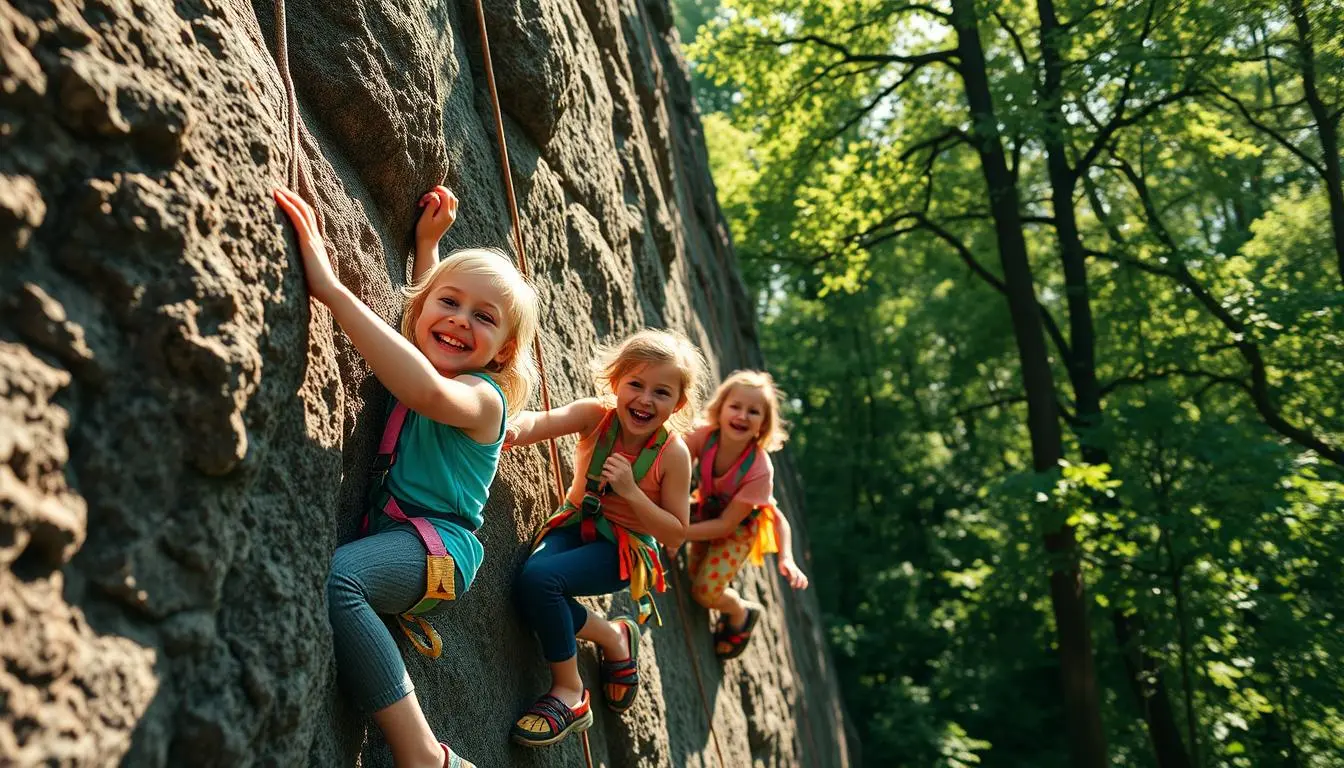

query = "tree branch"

[
  {"left": 993, "top": 9, "right": 1034, "bottom": 74},
  {"left": 1207, "top": 86, "right": 1327, "bottom": 176},
  {"left": 849, "top": 3, "right": 951, "bottom": 27},
  {"left": 1059, "top": 2, "right": 1106, "bottom": 30},
  {"left": 908, "top": 213, "right": 1074, "bottom": 362},
  {"left": 954, "top": 394, "right": 1027, "bottom": 417},
  {"left": 1083, "top": 551, "right": 1170, "bottom": 578},
  {"left": 783, "top": 60, "right": 886, "bottom": 107},
  {"left": 1099, "top": 367, "right": 1244, "bottom": 398},
  {"left": 899, "top": 126, "right": 974, "bottom": 162},
  {"left": 822, "top": 63, "right": 940, "bottom": 143},
  {"left": 1112, "top": 0, "right": 1160, "bottom": 124},
  {"left": 1076, "top": 85, "right": 1203, "bottom": 175},
  {"left": 1086, "top": 166, "right": 1344, "bottom": 465},
  {"left": 755, "top": 34, "right": 957, "bottom": 68}
]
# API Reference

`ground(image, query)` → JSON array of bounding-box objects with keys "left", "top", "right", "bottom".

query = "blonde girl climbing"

[
  {"left": 683, "top": 370, "right": 809, "bottom": 660},
  {"left": 275, "top": 185, "right": 538, "bottom": 768}
]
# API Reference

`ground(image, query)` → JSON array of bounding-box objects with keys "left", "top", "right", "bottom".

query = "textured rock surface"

[{"left": 0, "top": 0, "right": 851, "bottom": 765}]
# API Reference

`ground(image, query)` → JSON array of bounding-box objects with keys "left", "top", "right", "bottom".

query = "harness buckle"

[
  {"left": 580, "top": 492, "right": 602, "bottom": 517},
  {"left": 369, "top": 453, "right": 393, "bottom": 476},
  {"left": 580, "top": 477, "right": 604, "bottom": 517}
]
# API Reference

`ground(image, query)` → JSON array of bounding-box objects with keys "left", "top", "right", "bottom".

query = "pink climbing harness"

[
  {"left": 692, "top": 431, "right": 779, "bottom": 565},
  {"left": 364, "top": 401, "right": 457, "bottom": 658}
]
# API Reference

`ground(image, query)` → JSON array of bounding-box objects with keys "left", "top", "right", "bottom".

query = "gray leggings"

[{"left": 327, "top": 527, "right": 453, "bottom": 713}]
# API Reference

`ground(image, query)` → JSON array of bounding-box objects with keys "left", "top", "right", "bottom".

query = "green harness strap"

[{"left": 579, "top": 412, "right": 669, "bottom": 523}]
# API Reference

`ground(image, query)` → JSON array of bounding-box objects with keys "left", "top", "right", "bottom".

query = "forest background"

[{"left": 671, "top": 1, "right": 1344, "bottom": 766}]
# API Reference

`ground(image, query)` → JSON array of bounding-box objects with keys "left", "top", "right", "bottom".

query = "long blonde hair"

[
  {"left": 591, "top": 328, "right": 707, "bottom": 434},
  {"left": 702, "top": 370, "right": 789, "bottom": 452},
  {"left": 400, "top": 247, "right": 539, "bottom": 416}
]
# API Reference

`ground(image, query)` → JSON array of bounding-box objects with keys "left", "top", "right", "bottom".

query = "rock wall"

[{"left": 0, "top": 0, "right": 852, "bottom": 765}]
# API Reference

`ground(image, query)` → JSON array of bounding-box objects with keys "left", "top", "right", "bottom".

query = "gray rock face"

[{"left": 0, "top": 0, "right": 851, "bottom": 765}]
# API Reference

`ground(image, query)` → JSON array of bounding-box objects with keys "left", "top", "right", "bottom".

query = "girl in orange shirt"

[{"left": 505, "top": 329, "right": 706, "bottom": 747}]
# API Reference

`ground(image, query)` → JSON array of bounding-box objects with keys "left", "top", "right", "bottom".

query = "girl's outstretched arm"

[
  {"left": 274, "top": 187, "right": 499, "bottom": 436},
  {"left": 507, "top": 398, "right": 606, "bottom": 448},
  {"left": 411, "top": 186, "right": 458, "bottom": 284},
  {"left": 685, "top": 499, "right": 754, "bottom": 542},
  {"left": 773, "top": 507, "right": 810, "bottom": 589},
  {"left": 603, "top": 440, "right": 691, "bottom": 549}
]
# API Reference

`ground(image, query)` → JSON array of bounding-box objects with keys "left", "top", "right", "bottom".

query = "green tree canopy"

[{"left": 682, "top": 1, "right": 1344, "bottom": 765}]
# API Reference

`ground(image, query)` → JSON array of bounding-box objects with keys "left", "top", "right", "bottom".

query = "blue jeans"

[
  {"left": 515, "top": 526, "right": 629, "bottom": 662},
  {"left": 327, "top": 527, "right": 462, "bottom": 712}
]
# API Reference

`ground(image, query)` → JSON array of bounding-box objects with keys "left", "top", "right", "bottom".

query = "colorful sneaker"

[{"left": 510, "top": 689, "right": 594, "bottom": 747}]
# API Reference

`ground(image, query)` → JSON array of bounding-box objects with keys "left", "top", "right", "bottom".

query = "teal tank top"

[{"left": 374, "top": 373, "right": 505, "bottom": 591}]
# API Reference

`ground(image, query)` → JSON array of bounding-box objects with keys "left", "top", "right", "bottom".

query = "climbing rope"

[
  {"left": 271, "top": 0, "right": 297, "bottom": 188},
  {"left": 272, "top": 0, "right": 297, "bottom": 188},
  {"left": 267, "top": 0, "right": 574, "bottom": 760},
  {"left": 470, "top": 4, "right": 728, "bottom": 763},
  {"left": 465, "top": 2, "right": 588, "bottom": 764},
  {"left": 776, "top": 511, "right": 824, "bottom": 762},
  {"left": 468, "top": 0, "right": 566, "bottom": 504},
  {"left": 618, "top": 5, "right": 727, "bottom": 763},
  {"left": 269, "top": 0, "right": 323, "bottom": 234}
]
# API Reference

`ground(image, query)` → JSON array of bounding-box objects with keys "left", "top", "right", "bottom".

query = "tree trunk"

[
  {"left": 1034, "top": 0, "right": 1098, "bottom": 430},
  {"left": 1162, "top": 527, "right": 1202, "bottom": 766},
  {"left": 1112, "top": 612, "right": 1195, "bottom": 768},
  {"left": 1288, "top": 0, "right": 1344, "bottom": 284},
  {"left": 1034, "top": 2, "right": 1194, "bottom": 765},
  {"left": 948, "top": 3, "right": 1107, "bottom": 766}
]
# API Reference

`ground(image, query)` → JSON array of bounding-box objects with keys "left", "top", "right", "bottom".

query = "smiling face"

[
  {"left": 612, "top": 362, "right": 685, "bottom": 441},
  {"left": 717, "top": 384, "right": 768, "bottom": 443},
  {"left": 412, "top": 270, "right": 516, "bottom": 376}
]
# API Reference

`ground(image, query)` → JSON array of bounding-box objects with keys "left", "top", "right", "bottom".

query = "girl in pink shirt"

[{"left": 684, "top": 370, "right": 809, "bottom": 659}]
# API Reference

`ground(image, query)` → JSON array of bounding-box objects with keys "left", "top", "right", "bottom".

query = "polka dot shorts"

[{"left": 687, "top": 520, "right": 758, "bottom": 604}]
